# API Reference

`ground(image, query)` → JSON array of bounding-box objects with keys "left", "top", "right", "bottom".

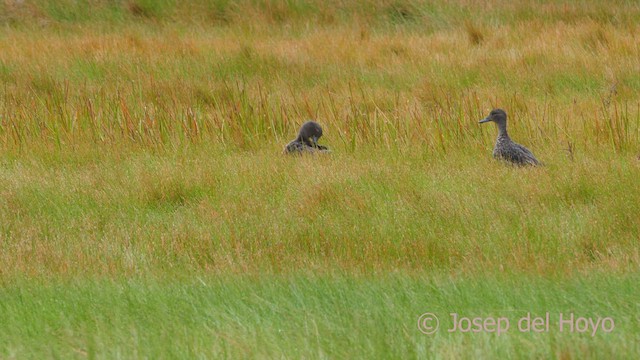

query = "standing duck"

[
  {"left": 283, "top": 121, "right": 330, "bottom": 154},
  {"left": 479, "top": 109, "right": 540, "bottom": 166}
]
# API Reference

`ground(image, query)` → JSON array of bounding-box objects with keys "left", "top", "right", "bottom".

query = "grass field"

[{"left": 1, "top": 0, "right": 639, "bottom": 358}]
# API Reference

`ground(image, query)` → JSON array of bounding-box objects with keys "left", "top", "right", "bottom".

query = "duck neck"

[{"left": 497, "top": 123, "right": 508, "bottom": 139}]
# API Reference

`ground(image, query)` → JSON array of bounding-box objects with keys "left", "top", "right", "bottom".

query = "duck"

[
  {"left": 479, "top": 109, "right": 540, "bottom": 166},
  {"left": 283, "top": 121, "right": 330, "bottom": 154}
]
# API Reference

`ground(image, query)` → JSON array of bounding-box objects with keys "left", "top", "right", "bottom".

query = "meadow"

[{"left": 0, "top": 0, "right": 639, "bottom": 358}]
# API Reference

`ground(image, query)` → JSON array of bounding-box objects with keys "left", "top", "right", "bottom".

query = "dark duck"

[
  {"left": 283, "top": 121, "right": 330, "bottom": 154},
  {"left": 479, "top": 109, "right": 540, "bottom": 166}
]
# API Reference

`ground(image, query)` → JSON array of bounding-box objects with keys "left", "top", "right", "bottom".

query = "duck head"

[
  {"left": 480, "top": 108, "right": 509, "bottom": 135},
  {"left": 479, "top": 108, "right": 507, "bottom": 126},
  {"left": 297, "top": 120, "right": 324, "bottom": 147}
]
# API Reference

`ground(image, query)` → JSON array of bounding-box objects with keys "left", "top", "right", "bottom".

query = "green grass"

[
  {"left": 1, "top": 274, "right": 638, "bottom": 359},
  {"left": 1, "top": 0, "right": 640, "bottom": 358},
  {"left": 1, "top": 147, "right": 638, "bottom": 279}
]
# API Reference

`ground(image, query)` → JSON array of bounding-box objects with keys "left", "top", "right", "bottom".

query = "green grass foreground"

[
  {"left": 1, "top": 0, "right": 640, "bottom": 358},
  {"left": 1, "top": 274, "right": 638, "bottom": 359}
]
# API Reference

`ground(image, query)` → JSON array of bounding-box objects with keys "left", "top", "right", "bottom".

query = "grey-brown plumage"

[
  {"left": 283, "top": 121, "right": 330, "bottom": 154},
  {"left": 479, "top": 109, "right": 540, "bottom": 166}
]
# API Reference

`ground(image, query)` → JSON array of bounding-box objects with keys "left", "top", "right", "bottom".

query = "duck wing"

[
  {"left": 494, "top": 140, "right": 540, "bottom": 166},
  {"left": 512, "top": 143, "right": 540, "bottom": 166}
]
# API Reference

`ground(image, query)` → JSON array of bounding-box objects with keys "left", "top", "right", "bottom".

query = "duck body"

[
  {"left": 492, "top": 133, "right": 539, "bottom": 166},
  {"left": 284, "top": 140, "right": 329, "bottom": 154}
]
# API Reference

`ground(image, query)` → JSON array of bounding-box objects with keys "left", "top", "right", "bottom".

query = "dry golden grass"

[{"left": 0, "top": 1, "right": 639, "bottom": 152}]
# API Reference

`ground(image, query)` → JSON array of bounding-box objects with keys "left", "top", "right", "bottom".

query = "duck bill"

[
  {"left": 312, "top": 136, "right": 319, "bottom": 146},
  {"left": 479, "top": 117, "right": 492, "bottom": 124}
]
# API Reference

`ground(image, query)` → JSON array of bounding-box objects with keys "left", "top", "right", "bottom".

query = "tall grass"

[{"left": 1, "top": 1, "right": 639, "bottom": 152}]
